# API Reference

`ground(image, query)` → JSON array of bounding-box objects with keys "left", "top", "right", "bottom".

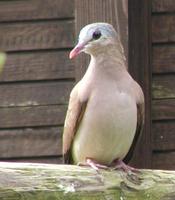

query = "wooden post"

[
  {"left": 128, "top": 0, "right": 152, "bottom": 168},
  {"left": 0, "top": 162, "right": 174, "bottom": 200}
]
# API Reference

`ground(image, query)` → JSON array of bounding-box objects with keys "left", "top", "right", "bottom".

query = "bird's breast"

[{"left": 72, "top": 86, "right": 137, "bottom": 165}]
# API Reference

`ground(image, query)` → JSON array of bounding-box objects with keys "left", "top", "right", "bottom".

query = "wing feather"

[
  {"left": 62, "top": 84, "right": 87, "bottom": 164},
  {"left": 124, "top": 85, "right": 144, "bottom": 164}
]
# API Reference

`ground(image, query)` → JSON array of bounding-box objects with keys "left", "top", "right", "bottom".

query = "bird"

[{"left": 62, "top": 22, "right": 144, "bottom": 172}]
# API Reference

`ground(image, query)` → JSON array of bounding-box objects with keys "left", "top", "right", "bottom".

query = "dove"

[{"left": 62, "top": 23, "right": 144, "bottom": 171}]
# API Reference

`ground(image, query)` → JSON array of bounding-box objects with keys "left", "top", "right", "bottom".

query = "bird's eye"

[{"left": 92, "top": 30, "right": 101, "bottom": 40}]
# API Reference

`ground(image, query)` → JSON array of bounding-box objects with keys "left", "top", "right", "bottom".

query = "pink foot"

[
  {"left": 77, "top": 158, "right": 109, "bottom": 171},
  {"left": 86, "top": 158, "right": 109, "bottom": 171},
  {"left": 111, "top": 160, "right": 139, "bottom": 173}
]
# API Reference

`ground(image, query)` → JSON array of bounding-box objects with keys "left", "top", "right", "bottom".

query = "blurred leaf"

[{"left": 0, "top": 52, "right": 6, "bottom": 73}]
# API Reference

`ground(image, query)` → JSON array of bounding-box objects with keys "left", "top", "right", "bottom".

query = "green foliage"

[{"left": 0, "top": 52, "right": 6, "bottom": 74}]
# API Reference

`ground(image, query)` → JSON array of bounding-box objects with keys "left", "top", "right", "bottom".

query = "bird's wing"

[
  {"left": 124, "top": 86, "right": 144, "bottom": 164},
  {"left": 62, "top": 84, "right": 87, "bottom": 164}
]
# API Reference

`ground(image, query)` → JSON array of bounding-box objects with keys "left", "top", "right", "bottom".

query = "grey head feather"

[{"left": 78, "top": 22, "right": 118, "bottom": 43}]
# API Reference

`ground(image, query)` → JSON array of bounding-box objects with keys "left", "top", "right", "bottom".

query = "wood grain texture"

[
  {"left": 0, "top": 105, "right": 67, "bottom": 128},
  {"left": 0, "top": 21, "right": 74, "bottom": 52},
  {"left": 152, "top": 15, "right": 175, "bottom": 43},
  {"left": 152, "top": 121, "right": 175, "bottom": 151},
  {"left": 152, "top": 75, "right": 175, "bottom": 99},
  {"left": 0, "top": 127, "right": 62, "bottom": 158},
  {"left": 0, "top": 51, "right": 75, "bottom": 82},
  {"left": 152, "top": 1, "right": 175, "bottom": 171},
  {"left": 0, "top": 0, "right": 74, "bottom": 22},
  {"left": 152, "top": 152, "right": 175, "bottom": 170},
  {"left": 152, "top": 99, "right": 175, "bottom": 120},
  {"left": 152, "top": 0, "right": 175, "bottom": 13},
  {"left": 1, "top": 156, "right": 63, "bottom": 164},
  {"left": 128, "top": 0, "right": 152, "bottom": 168},
  {"left": 75, "top": 0, "right": 128, "bottom": 80},
  {"left": 0, "top": 163, "right": 174, "bottom": 199},
  {"left": 0, "top": 81, "right": 73, "bottom": 107},
  {"left": 152, "top": 45, "right": 175, "bottom": 73}
]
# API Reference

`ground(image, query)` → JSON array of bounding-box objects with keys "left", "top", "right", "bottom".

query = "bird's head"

[{"left": 69, "top": 23, "right": 119, "bottom": 59}]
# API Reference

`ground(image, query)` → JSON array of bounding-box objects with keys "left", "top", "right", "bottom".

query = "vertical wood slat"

[
  {"left": 75, "top": 0, "right": 128, "bottom": 81},
  {"left": 128, "top": 0, "right": 152, "bottom": 168}
]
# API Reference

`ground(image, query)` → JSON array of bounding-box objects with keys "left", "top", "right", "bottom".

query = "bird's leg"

[
  {"left": 111, "top": 159, "right": 139, "bottom": 173},
  {"left": 76, "top": 158, "right": 109, "bottom": 171},
  {"left": 77, "top": 158, "right": 108, "bottom": 171},
  {"left": 86, "top": 158, "right": 109, "bottom": 171}
]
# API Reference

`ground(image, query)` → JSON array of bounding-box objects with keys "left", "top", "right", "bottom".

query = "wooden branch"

[{"left": 0, "top": 162, "right": 175, "bottom": 200}]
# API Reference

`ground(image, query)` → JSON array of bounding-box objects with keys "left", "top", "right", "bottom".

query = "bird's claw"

[{"left": 111, "top": 159, "right": 140, "bottom": 173}]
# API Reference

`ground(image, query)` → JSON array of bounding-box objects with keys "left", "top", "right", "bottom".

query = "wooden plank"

[
  {"left": 152, "top": 152, "right": 175, "bottom": 170},
  {"left": 0, "top": 127, "right": 62, "bottom": 158},
  {"left": 128, "top": 0, "right": 152, "bottom": 168},
  {"left": 152, "top": 99, "right": 175, "bottom": 120},
  {"left": 152, "top": 0, "right": 175, "bottom": 13},
  {"left": 152, "top": 15, "right": 175, "bottom": 43},
  {"left": 75, "top": 0, "right": 128, "bottom": 80},
  {"left": 0, "top": 105, "right": 67, "bottom": 128},
  {"left": 0, "top": 0, "right": 74, "bottom": 22},
  {"left": 0, "top": 21, "right": 74, "bottom": 52},
  {"left": 0, "top": 81, "right": 73, "bottom": 107},
  {"left": 152, "top": 121, "right": 175, "bottom": 151},
  {"left": 0, "top": 51, "right": 75, "bottom": 82},
  {"left": 152, "top": 75, "right": 175, "bottom": 99},
  {"left": 1, "top": 157, "right": 63, "bottom": 164},
  {"left": 152, "top": 45, "right": 175, "bottom": 73}
]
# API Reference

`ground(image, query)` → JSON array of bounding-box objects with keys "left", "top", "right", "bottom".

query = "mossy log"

[{"left": 0, "top": 162, "right": 175, "bottom": 200}]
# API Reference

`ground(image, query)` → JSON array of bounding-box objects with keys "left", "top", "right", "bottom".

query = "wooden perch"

[{"left": 0, "top": 162, "right": 175, "bottom": 200}]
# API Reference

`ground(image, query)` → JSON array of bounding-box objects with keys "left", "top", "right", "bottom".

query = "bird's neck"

[
  {"left": 81, "top": 47, "right": 127, "bottom": 85},
  {"left": 88, "top": 44, "right": 127, "bottom": 77},
  {"left": 90, "top": 43, "right": 127, "bottom": 70}
]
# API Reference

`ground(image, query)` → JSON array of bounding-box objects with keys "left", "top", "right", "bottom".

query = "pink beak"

[{"left": 69, "top": 43, "right": 85, "bottom": 59}]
